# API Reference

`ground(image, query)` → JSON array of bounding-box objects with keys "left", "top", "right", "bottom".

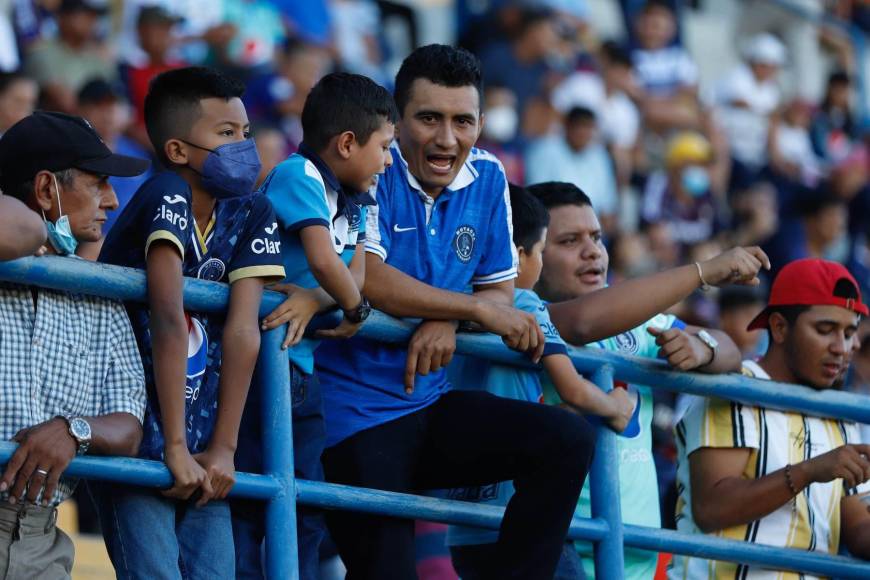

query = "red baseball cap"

[{"left": 747, "top": 258, "right": 868, "bottom": 331}]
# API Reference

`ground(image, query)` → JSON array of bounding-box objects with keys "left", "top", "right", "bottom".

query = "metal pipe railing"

[{"left": 2, "top": 255, "right": 870, "bottom": 578}]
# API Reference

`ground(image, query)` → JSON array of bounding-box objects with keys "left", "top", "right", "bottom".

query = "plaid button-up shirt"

[{"left": 0, "top": 281, "right": 146, "bottom": 504}]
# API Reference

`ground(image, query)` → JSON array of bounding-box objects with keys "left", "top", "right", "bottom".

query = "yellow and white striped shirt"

[{"left": 669, "top": 360, "right": 870, "bottom": 580}]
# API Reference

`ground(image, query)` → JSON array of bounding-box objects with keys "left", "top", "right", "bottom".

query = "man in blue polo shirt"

[{"left": 315, "top": 44, "right": 596, "bottom": 580}]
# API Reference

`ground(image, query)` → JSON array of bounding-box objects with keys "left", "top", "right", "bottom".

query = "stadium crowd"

[{"left": 1, "top": 0, "right": 870, "bottom": 579}]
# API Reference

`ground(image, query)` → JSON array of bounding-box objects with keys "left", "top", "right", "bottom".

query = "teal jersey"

[
  {"left": 543, "top": 312, "right": 685, "bottom": 580},
  {"left": 445, "top": 288, "right": 567, "bottom": 546}
]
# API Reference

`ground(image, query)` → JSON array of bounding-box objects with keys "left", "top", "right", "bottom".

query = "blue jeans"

[
  {"left": 450, "top": 542, "right": 586, "bottom": 580},
  {"left": 91, "top": 483, "right": 234, "bottom": 580},
  {"left": 231, "top": 362, "right": 326, "bottom": 579}
]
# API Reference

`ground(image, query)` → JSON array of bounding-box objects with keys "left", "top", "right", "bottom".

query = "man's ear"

[
  {"left": 32, "top": 171, "right": 56, "bottom": 215},
  {"left": 768, "top": 312, "right": 789, "bottom": 345},
  {"left": 336, "top": 131, "right": 356, "bottom": 160},
  {"left": 164, "top": 139, "right": 189, "bottom": 166}
]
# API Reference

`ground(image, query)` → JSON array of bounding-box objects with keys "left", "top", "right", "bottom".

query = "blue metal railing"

[{"left": 2, "top": 255, "right": 870, "bottom": 578}]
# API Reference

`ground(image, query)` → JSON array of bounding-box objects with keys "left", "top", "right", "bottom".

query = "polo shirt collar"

[
  {"left": 297, "top": 142, "right": 376, "bottom": 207},
  {"left": 393, "top": 144, "right": 478, "bottom": 200}
]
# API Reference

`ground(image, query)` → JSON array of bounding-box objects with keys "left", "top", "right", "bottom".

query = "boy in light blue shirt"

[
  {"left": 446, "top": 184, "right": 633, "bottom": 579},
  {"left": 231, "top": 72, "right": 398, "bottom": 579}
]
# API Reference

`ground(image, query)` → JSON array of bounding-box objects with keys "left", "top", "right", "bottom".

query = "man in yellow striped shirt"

[{"left": 672, "top": 259, "right": 870, "bottom": 579}]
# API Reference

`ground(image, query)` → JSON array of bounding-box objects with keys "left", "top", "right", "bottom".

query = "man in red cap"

[{"left": 670, "top": 258, "right": 870, "bottom": 578}]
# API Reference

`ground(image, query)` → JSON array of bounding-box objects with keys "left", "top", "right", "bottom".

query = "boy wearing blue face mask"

[
  {"left": 97, "top": 67, "right": 286, "bottom": 579},
  {"left": 231, "top": 72, "right": 398, "bottom": 579}
]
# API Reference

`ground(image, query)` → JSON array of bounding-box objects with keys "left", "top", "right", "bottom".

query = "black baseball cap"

[{"left": 0, "top": 111, "right": 150, "bottom": 193}]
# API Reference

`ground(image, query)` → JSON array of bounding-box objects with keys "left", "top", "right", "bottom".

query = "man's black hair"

[
  {"left": 393, "top": 44, "right": 483, "bottom": 117},
  {"left": 509, "top": 183, "right": 550, "bottom": 251},
  {"left": 301, "top": 72, "right": 398, "bottom": 152},
  {"left": 828, "top": 70, "right": 851, "bottom": 87},
  {"left": 144, "top": 66, "right": 245, "bottom": 165},
  {"left": 600, "top": 40, "right": 632, "bottom": 68},
  {"left": 0, "top": 72, "right": 32, "bottom": 96},
  {"left": 718, "top": 286, "right": 765, "bottom": 312},
  {"left": 527, "top": 181, "right": 593, "bottom": 211},
  {"left": 513, "top": 6, "right": 555, "bottom": 40},
  {"left": 640, "top": 0, "right": 675, "bottom": 15},
  {"left": 767, "top": 305, "right": 810, "bottom": 329},
  {"left": 799, "top": 193, "right": 845, "bottom": 217},
  {"left": 566, "top": 106, "right": 596, "bottom": 125}
]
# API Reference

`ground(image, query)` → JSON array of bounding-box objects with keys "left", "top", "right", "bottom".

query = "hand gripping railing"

[{"left": 2, "top": 256, "right": 870, "bottom": 579}]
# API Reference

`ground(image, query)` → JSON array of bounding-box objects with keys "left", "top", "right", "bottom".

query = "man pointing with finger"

[{"left": 672, "top": 259, "right": 870, "bottom": 578}]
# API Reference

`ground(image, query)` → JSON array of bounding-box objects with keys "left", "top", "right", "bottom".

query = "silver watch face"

[{"left": 70, "top": 417, "right": 92, "bottom": 440}]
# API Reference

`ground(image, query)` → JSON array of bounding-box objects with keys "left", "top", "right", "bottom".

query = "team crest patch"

[
  {"left": 197, "top": 257, "right": 226, "bottom": 281},
  {"left": 614, "top": 331, "right": 639, "bottom": 354},
  {"left": 452, "top": 225, "right": 476, "bottom": 263}
]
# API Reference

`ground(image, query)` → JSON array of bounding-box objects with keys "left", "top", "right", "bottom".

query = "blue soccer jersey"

[
  {"left": 316, "top": 145, "right": 517, "bottom": 447},
  {"left": 100, "top": 172, "right": 285, "bottom": 459},
  {"left": 261, "top": 144, "right": 370, "bottom": 374}
]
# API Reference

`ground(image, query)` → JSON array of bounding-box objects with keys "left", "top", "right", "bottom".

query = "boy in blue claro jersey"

[
  {"left": 447, "top": 184, "right": 634, "bottom": 578},
  {"left": 232, "top": 72, "right": 398, "bottom": 579},
  {"left": 97, "top": 67, "right": 285, "bottom": 579}
]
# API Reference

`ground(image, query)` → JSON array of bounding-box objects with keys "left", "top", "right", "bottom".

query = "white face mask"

[{"left": 482, "top": 105, "right": 518, "bottom": 143}]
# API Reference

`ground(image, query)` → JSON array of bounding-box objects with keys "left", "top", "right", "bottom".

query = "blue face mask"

[
  {"left": 183, "top": 138, "right": 262, "bottom": 199},
  {"left": 42, "top": 174, "right": 78, "bottom": 256},
  {"left": 681, "top": 166, "right": 710, "bottom": 197}
]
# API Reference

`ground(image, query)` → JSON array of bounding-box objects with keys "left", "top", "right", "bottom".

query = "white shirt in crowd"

[{"left": 714, "top": 63, "right": 781, "bottom": 165}]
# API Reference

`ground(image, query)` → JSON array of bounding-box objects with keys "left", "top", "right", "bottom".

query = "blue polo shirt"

[
  {"left": 99, "top": 172, "right": 286, "bottom": 460},
  {"left": 262, "top": 143, "right": 371, "bottom": 374},
  {"left": 316, "top": 145, "right": 518, "bottom": 447}
]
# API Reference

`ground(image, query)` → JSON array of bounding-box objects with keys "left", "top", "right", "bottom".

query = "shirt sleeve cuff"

[
  {"left": 365, "top": 241, "right": 387, "bottom": 261},
  {"left": 228, "top": 265, "right": 286, "bottom": 284},
  {"left": 471, "top": 268, "right": 518, "bottom": 285},
  {"left": 145, "top": 231, "right": 184, "bottom": 258}
]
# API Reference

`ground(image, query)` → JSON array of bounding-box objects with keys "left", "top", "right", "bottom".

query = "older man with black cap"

[
  {"left": 672, "top": 258, "right": 870, "bottom": 578},
  {"left": 0, "top": 111, "right": 149, "bottom": 579}
]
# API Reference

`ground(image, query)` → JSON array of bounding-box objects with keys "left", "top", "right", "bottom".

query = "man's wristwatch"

[
  {"left": 60, "top": 416, "right": 92, "bottom": 455},
  {"left": 695, "top": 329, "right": 719, "bottom": 365},
  {"left": 342, "top": 297, "right": 371, "bottom": 324}
]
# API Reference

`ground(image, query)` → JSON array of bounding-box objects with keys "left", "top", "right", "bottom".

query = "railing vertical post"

[
  {"left": 260, "top": 327, "right": 298, "bottom": 579},
  {"left": 590, "top": 364, "right": 624, "bottom": 579}
]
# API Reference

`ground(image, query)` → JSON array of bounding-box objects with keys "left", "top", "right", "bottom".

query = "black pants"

[{"left": 323, "top": 390, "right": 596, "bottom": 580}]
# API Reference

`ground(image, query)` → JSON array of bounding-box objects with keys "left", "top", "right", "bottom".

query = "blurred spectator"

[
  {"left": 0, "top": 71, "right": 37, "bottom": 135},
  {"left": 728, "top": 180, "right": 779, "bottom": 248},
  {"left": 476, "top": 85, "right": 524, "bottom": 184},
  {"left": 764, "top": 195, "right": 848, "bottom": 278},
  {"left": 0, "top": 0, "right": 19, "bottom": 70},
  {"left": 24, "top": 0, "right": 115, "bottom": 112},
  {"left": 642, "top": 132, "right": 720, "bottom": 254},
  {"left": 811, "top": 71, "right": 859, "bottom": 165},
  {"left": 330, "top": 0, "right": 386, "bottom": 84},
  {"left": 75, "top": 78, "right": 152, "bottom": 234},
  {"left": 244, "top": 38, "right": 332, "bottom": 150},
  {"left": 477, "top": 6, "right": 562, "bottom": 140},
  {"left": 716, "top": 286, "right": 766, "bottom": 357},
  {"left": 119, "top": 5, "right": 185, "bottom": 141},
  {"left": 218, "top": 0, "right": 286, "bottom": 72},
  {"left": 552, "top": 41, "right": 640, "bottom": 189},
  {"left": 629, "top": 0, "right": 702, "bottom": 133},
  {"left": 713, "top": 33, "right": 786, "bottom": 191},
  {"left": 252, "top": 124, "right": 288, "bottom": 187},
  {"left": 608, "top": 231, "right": 656, "bottom": 282},
  {"left": 736, "top": 0, "right": 825, "bottom": 101},
  {"left": 525, "top": 106, "right": 619, "bottom": 233},
  {"left": 768, "top": 99, "right": 824, "bottom": 190}
]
